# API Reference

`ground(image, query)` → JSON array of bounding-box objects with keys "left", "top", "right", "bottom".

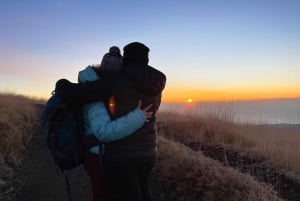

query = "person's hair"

[{"left": 123, "top": 42, "right": 149, "bottom": 65}]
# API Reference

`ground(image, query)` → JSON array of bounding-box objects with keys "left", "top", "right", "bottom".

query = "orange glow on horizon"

[{"left": 162, "top": 86, "right": 300, "bottom": 103}]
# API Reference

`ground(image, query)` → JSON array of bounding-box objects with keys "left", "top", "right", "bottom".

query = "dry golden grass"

[
  {"left": 157, "top": 111, "right": 243, "bottom": 148},
  {"left": 154, "top": 136, "right": 282, "bottom": 201},
  {"left": 0, "top": 92, "right": 39, "bottom": 181},
  {"left": 157, "top": 111, "right": 300, "bottom": 180},
  {"left": 231, "top": 124, "right": 300, "bottom": 178}
]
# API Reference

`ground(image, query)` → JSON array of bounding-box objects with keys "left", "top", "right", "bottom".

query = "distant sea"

[{"left": 159, "top": 98, "right": 300, "bottom": 125}]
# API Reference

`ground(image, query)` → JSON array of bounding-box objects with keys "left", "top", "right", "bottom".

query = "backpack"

[{"left": 43, "top": 91, "right": 97, "bottom": 172}]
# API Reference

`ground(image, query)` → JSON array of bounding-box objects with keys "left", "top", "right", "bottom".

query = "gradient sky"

[{"left": 0, "top": 0, "right": 299, "bottom": 102}]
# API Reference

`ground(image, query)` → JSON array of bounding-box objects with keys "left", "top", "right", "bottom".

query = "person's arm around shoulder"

[
  {"left": 87, "top": 101, "right": 152, "bottom": 142},
  {"left": 55, "top": 78, "right": 112, "bottom": 103}
]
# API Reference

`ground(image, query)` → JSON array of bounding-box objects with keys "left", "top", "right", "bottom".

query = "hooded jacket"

[{"left": 78, "top": 66, "right": 146, "bottom": 154}]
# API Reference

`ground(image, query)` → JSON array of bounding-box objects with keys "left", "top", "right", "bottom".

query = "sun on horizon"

[{"left": 187, "top": 98, "right": 193, "bottom": 103}]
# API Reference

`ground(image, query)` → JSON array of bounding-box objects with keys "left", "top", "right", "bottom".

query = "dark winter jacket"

[{"left": 55, "top": 63, "right": 166, "bottom": 167}]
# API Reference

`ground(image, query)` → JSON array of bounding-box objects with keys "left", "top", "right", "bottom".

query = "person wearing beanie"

[{"left": 55, "top": 42, "right": 166, "bottom": 201}]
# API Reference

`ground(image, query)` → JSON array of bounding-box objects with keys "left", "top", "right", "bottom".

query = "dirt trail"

[
  {"left": 0, "top": 116, "right": 162, "bottom": 201},
  {"left": 0, "top": 124, "right": 91, "bottom": 201}
]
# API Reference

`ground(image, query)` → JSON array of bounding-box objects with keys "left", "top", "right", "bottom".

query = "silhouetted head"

[
  {"left": 100, "top": 45, "right": 123, "bottom": 72},
  {"left": 123, "top": 42, "right": 149, "bottom": 65}
]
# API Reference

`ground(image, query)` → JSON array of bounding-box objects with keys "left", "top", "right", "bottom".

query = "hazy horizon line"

[{"left": 162, "top": 97, "right": 300, "bottom": 104}]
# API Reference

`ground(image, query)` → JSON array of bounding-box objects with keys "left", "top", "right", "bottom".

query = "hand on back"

[{"left": 137, "top": 100, "right": 153, "bottom": 120}]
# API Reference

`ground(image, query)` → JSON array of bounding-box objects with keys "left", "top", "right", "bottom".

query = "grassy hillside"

[
  {"left": 156, "top": 111, "right": 300, "bottom": 200},
  {"left": 157, "top": 111, "right": 300, "bottom": 180},
  {"left": 0, "top": 93, "right": 39, "bottom": 185},
  {"left": 154, "top": 136, "right": 282, "bottom": 201},
  {"left": 1, "top": 93, "right": 298, "bottom": 200}
]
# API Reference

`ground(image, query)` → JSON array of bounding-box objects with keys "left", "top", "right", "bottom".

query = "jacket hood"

[{"left": 78, "top": 66, "right": 99, "bottom": 83}]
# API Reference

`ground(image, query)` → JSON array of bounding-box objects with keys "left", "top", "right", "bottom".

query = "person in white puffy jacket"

[{"left": 78, "top": 62, "right": 152, "bottom": 201}]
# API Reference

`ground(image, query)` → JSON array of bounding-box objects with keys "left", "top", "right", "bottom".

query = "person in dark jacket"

[{"left": 55, "top": 42, "right": 166, "bottom": 201}]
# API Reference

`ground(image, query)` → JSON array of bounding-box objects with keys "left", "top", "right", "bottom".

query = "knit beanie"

[
  {"left": 123, "top": 42, "right": 149, "bottom": 65},
  {"left": 109, "top": 46, "right": 121, "bottom": 56}
]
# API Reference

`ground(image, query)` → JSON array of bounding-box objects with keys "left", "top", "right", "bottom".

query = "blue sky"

[{"left": 0, "top": 0, "right": 299, "bottom": 101}]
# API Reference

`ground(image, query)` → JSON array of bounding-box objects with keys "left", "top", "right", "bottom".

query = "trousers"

[
  {"left": 104, "top": 162, "right": 154, "bottom": 201},
  {"left": 83, "top": 152, "right": 114, "bottom": 201}
]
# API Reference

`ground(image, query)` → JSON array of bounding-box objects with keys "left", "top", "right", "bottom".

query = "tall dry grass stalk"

[
  {"left": 154, "top": 136, "right": 282, "bottom": 201},
  {"left": 0, "top": 93, "right": 39, "bottom": 181}
]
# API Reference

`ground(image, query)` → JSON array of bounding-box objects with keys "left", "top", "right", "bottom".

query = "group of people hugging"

[{"left": 55, "top": 42, "right": 166, "bottom": 201}]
